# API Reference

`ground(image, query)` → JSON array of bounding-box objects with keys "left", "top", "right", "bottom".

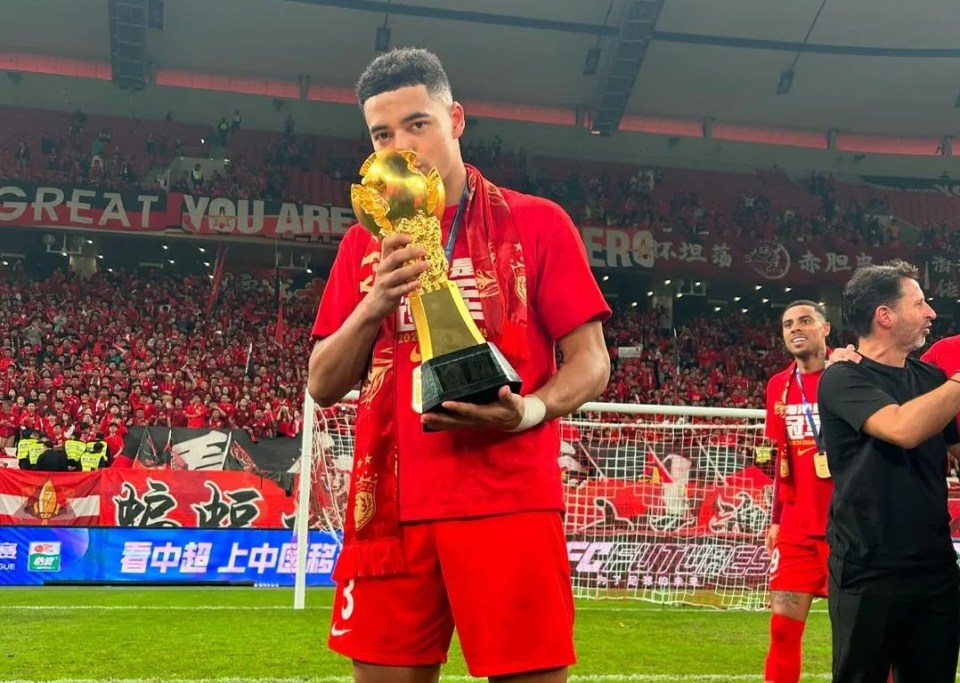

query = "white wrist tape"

[{"left": 510, "top": 395, "right": 547, "bottom": 432}]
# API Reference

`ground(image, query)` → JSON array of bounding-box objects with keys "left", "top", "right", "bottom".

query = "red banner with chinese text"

[
  {"left": 578, "top": 226, "right": 959, "bottom": 295},
  {"left": 98, "top": 469, "right": 297, "bottom": 529}
]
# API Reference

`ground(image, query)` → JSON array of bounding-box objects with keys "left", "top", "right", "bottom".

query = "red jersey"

[
  {"left": 765, "top": 363, "right": 833, "bottom": 537},
  {"left": 19, "top": 412, "right": 44, "bottom": 433},
  {"left": 168, "top": 408, "right": 187, "bottom": 428},
  {"left": 921, "top": 336, "right": 960, "bottom": 432},
  {"left": 313, "top": 189, "right": 610, "bottom": 522},
  {"left": 104, "top": 433, "right": 125, "bottom": 458},
  {"left": 184, "top": 405, "right": 207, "bottom": 428},
  {"left": 209, "top": 417, "right": 229, "bottom": 430},
  {"left": 0, "top": 408, "right": 17, "bottom": 438},
  {"left": 64, "top": 395, "right": 80, "bottom": 418},
  {"left": 248, "top": 417, "right": 274, "bottom": 439}
]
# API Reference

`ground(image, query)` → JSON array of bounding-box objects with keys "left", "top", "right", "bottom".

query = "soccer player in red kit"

[
  {"left": 764, "top": 301, "right": 834, "bottom": 683},
  {"left": 308, "top": 48, "right": 611, "bottom": 683}
]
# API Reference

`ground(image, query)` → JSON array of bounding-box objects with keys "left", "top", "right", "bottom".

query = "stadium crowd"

[
  {"left": 5, "top": 105, "right": 960, "bottom": 452},
  {"left": 0, "top": 265, "right": 316, "bottom": 459},
  {"left": 0, "top": 255, "right": 874, "bottom": 458},
  {"left": 6, "top": 106, "right": 953, "bottom": 257}
]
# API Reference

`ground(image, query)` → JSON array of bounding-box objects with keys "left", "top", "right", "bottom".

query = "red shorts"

[
  {"left": 327, "top": 510, "right": 575, "bottom": 677},
  {"left": 769, "top": 528, "right": 829, "bottom": 597}
]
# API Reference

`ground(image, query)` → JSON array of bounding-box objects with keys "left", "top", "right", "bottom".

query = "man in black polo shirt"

[{"left": 819, "top": 260, "right": 960, "bottom": 683}]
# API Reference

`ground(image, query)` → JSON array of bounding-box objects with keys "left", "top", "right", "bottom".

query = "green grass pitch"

[{"left": 0, "top": 586, "right": 841, "bottom": 682}]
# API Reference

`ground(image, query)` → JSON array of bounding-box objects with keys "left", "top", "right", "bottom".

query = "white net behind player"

[
  {"left": 563, "top": 405, "right": 770, "bottom": 610},
  {"left": 304, "top": 394, "right": 771, "bottom": 610},
  {"left": 309, "top": 402, "right": 356, "bottom": 537}
]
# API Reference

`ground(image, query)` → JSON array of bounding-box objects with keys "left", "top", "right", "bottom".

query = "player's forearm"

[
  {"left": 886, "top": 375, "right": 960, "bottom": 448},
  {"left": 307, "top": 299, "right": 383, "bottom": 407},
  {"left": 770, "top": 461, "right": 784, "bottom": 525},
  {"left": 533, "top": 344, "right": 610, "bottom": 421}
]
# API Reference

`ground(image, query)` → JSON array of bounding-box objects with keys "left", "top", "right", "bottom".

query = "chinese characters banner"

[
  {"left": 0, "top": 526, "right": 339, "bottom": 586},
  {"left": 578, "top": 226, "right": 946, "bottom": 288},
  {"left": 99, "top": 469, "right": 298, "bottom": 529}
]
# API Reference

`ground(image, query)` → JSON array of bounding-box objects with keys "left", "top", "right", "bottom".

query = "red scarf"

[{"left": 332, "top": 165, "right": 528, "bottom": 580}]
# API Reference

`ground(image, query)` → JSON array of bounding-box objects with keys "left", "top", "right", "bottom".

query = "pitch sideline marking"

[
  {"left": 0, "top": 605, "right": 832, "bottom": 614},
  {"left": 0, "top": 676, "right": 837, "bottom": 683}
]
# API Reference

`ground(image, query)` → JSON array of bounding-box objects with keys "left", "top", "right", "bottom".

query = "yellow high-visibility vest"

[{"left": 64, "top": 439, "right": 87, "bottom": 463}]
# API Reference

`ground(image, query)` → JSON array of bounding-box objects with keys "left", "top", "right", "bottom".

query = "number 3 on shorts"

[{"left": 341, "top": 579, "right": 355, "bottom": 621}]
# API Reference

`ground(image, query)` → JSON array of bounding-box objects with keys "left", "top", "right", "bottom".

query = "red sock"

[{"left": 764, "top": 613, "right": 805, "bottom": 683}]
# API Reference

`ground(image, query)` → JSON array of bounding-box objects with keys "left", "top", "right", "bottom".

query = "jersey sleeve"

[
  {"left": 311, "top": 225, "right": 367, "bottom": 341},
  {"left": 818, "top": 364, "right": 897, "bottom": 433},
  {"left": 530, "top": 200, "right": 611, "bottom": 341}
]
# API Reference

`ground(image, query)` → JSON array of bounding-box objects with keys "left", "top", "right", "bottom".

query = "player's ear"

[
  {"left": 450, "top": 102, "right": 466, "bottom": 140},
  {"left": 823, "top": 321, "right": 832, "bottom": 337}
]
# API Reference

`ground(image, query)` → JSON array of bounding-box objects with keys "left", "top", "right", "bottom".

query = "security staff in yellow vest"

[
  {"left": 91, "top": 438, "right": 110, "bottom": 466},
  {"left": 78, "top": 441, "right": 108, "bottom": 472},
  {"left": 64, "top": 438, "right": 87, "bottom": 469},
  {"left": 16, "top": 431, "right": 44, "bottom": 470}
]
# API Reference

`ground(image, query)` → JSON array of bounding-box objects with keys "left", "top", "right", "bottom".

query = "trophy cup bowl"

[{"left": 351, "top": 149, "right": 522, "bottom": 419}]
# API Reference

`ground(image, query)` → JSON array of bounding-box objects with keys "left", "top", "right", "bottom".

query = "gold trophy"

[{"left": 351, "top": 150, "right": 521, "bottom": 417}]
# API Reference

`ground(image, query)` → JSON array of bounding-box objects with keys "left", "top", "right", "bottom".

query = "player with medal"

[{"left": 763, "top": 300, "right": 834, "bottom": 683}]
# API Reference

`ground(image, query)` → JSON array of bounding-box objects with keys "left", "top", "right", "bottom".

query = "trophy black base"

[{"left": 421, "top": 342, "right": 522, "bottom": 418}]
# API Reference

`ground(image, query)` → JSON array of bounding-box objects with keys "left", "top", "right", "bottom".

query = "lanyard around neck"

[
  {"left": 793, "top": 365, "right": 825, "bottom": 452},
  {"left": 443, "top": 185, "right": 471, "bottom": 265}
]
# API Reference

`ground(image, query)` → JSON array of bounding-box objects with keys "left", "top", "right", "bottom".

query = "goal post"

[
  {"left": 294, "top": 392, "right": 772, "bottom": 610},
  {"left": 292, "top": 387, "right": 316, "bottom": 610}
]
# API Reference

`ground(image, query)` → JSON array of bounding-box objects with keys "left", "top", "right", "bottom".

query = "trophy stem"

[{"left": 408, "top": 282, "right": 485, "bottom": 360}]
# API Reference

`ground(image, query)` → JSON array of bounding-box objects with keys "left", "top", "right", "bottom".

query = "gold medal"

[
  {"left": 779, "top": 455, "right": 790, "bottom": 479},
  {"left": 412, "top": 365, "right": 423, "bottom": 414},
  {"left": 814, "top": 451, "right": 831, "bottom": 479}
]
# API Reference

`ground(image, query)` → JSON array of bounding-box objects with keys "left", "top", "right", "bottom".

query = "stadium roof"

[{"left": 5, "top": 0, "right": 960, "bottom": 137}]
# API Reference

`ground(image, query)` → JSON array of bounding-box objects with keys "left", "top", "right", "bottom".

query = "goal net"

[{"left": 298, "top": 394, "right": 772, "bottom": 611}]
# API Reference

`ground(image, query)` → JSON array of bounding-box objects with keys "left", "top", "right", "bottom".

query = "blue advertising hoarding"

[{"left": 0, "top": 527, "right": 340, "bottom": 586}]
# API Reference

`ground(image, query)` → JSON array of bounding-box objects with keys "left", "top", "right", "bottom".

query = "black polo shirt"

[{"left": 818, "top": 357, "right": 958, "bottom": 579}]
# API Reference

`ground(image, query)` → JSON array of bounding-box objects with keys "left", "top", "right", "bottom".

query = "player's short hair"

[
  {"left": 843, "top": 259, "right": 920, "bottom": 338},
  {"left": 782, "top": 299, "right": 826, "bottom": 321},
  {"left": 356, "top": 47, "right": 453, "bottom": 108}
]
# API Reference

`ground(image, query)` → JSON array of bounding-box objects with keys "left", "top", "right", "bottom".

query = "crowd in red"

[
  {"left": 602, "top": 308, "right": 787, "bottom": 408},
  {"left": 7, "top": 105, "right": 953, "bottom": 256},
  {"left": 5, "top": 105, "right": 960, "bottom": 436},
  {"left": 0, "top": 265, "right": 317, "bottom": 459},
  {"left": 0, "top": 258, "right": 813, "bottom": 458}
]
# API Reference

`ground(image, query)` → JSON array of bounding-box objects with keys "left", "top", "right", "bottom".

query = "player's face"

[
  {"left": 363, "top": 84, "right": 465, "bottom": 191},
  {"left": 890, "top": 277, "right": 936, "bottom": 350},
  {"left": 781, "top": 305, "right": 830, "bottom": 359}
]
